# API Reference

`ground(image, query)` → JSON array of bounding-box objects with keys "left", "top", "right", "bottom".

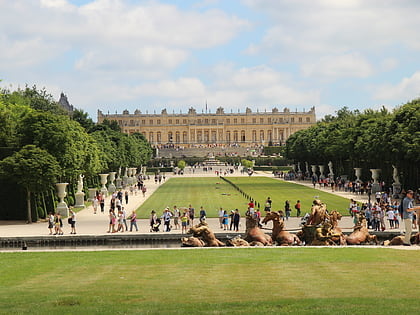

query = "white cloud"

[
  {"left": 301, "top": 53, "right": 373, "bottom": 79},
  {"left": 373, "top": 71, "right": 420, "bottom": 101},
  {"left": 242, "top": 1, "right": 420, "bottom": 58}
]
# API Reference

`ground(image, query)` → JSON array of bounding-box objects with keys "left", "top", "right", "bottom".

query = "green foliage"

[
  {"left": 285, "top": 101, "right": 420, "bottom": 187},
  {"left": 263, "top": 146, "right": 284, "bottom": 156},
  {"left": 241, "top": 159, "right": 253, "bottom": 169},
  {"left": 0, "top": 145, "right": 60, "bottom": 193},
  {"left": 71, "top": 108, "right": 95, "bottom": 132},
  {"left": 177, "top": 160, "right": 186, "bottom": 169}
]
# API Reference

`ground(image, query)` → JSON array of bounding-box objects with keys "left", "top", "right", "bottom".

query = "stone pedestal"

[
  {"left": 88, "top": 188, "right": 97, "bottom": 201},
  {"left": 392, "top": 183, "right": 402, "bottom": 199},
  {"left": 116, "top": 177, "right": 122, "bottom": 189},
  {"left": 99, "top": 173, "right": 109, "bottom": 196},
  {"left": 56, "top": 183, "right": 69, "bottom": 217},
  {"left": 108, "top": 171, "right": 117, "bottom": 193},
  {"left": 74, "top": 191, "right": 85, "bottom": 208}
]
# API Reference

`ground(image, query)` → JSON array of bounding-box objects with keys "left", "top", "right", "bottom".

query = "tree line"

[
  {"left": 0, "top": 86, "right": 152, "bottom": 221},
  {"left": 285, "top": 99, "right": 420, "bottom": 189}
]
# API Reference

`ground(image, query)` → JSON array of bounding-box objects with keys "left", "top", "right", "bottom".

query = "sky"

[{"left": 1, "top": 0, "right": 420, "bottom": 121}]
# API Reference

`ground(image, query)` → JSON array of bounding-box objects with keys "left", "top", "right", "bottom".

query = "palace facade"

[{"left": 97, "top": 106, "right": 316, "bottom": 147}]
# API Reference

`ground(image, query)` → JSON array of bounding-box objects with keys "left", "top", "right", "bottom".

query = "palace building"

[{"left": 97, "top": 106, "right": 316, "bottom": 147}]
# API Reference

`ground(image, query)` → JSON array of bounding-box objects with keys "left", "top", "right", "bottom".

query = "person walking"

[
  {"left": 401, "top": 190, "right": 420, "bottom": 246},
  {"left": 129, "top": 210, "right": 138, "bottom": 232},
  {"left": 122, "top": 207, "right": 128, "bottom": 231},
  {"left": 295, "top": 200, "right": 301, "bottom": 217},
  {"left": 181, "top": 212, "right": 188, "bottom": 234},
  {"left": 188, "top": 204, "right": 195, "bottom": 226},
  {"left": 284, "top": 200, "right": 291, "bottom": 220},
  {"left": 162, "top": 208, "right": 173, "bottom": 232},
  {"left": 233, "top": 209, "right": 240, "bottom": 232},
  {"left": 69, "top": 209, "right": 77, "bottom": 234},
  {"left": 218, "top": 207, "right": 224, "bottom": 229},
  {"left": 99, "top": 194, "right": 105, "bottom": 213},
  {"left": 47, "top": 212, "right": 54, "bottom": 235},
  {"left": 199, "top": 206, "right": 206, "bottom": 222},
  {"left": 222, "top": 210, "right": 229, "bottom": 230},
  {"left": 93, "top": 196, "right": 99, "bottom": 214},
  {"left": 149, "top": 210, "right": 157, "bottom": 232}
]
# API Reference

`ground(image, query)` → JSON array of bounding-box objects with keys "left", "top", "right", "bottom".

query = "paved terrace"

[{"left": 0, "top": 170, "right": 417, "bottom": 238}]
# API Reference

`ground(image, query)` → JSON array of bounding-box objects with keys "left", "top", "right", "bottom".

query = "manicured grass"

[
  {"left": 137, "top": 177, "right": 350, "bottom": 218},
  {"left": 136, "top": 177, "right": 250, "bottom": 218},
  {"left": 0, "top": 248, "right": 419, "bottom": 314},
  {"left": 228, "top": 177, "right": 350, "bottom": 215}
]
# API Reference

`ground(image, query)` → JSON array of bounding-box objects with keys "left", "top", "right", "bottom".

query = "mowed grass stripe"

[
  {"left": 0, "top": 248, "right": 418, "bottom": 314},
  {"left": 137, "top": 177, "right": 351, "bottom": 218},
  {"left": 228, "top": 177, "right": 351, "bottom": 215},
  {"left": 136, "top": 177, "right": 250, "bottom": 218}
]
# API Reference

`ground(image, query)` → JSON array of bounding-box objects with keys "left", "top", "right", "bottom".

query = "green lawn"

[
  {"left": 228, "top": 177, "right": 350, "bottom": 215},
  {"left": 137, "top": 177, "right": 350, "bottom": 218},
  {"left": 0, "top": 248, "right": 419, "bottom": 314}
]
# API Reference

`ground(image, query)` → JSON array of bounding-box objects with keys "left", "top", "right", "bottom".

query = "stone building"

[{"left": 97, "top": 106, "right": 316, "bottom": 147}]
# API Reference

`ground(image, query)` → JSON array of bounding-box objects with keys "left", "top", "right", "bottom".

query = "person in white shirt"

[
  {"left": 386, "top": 207, "right": 395, "bottom": 229},
  {"left": 218, "top": 208, "right": 224, "bottom": 228}
]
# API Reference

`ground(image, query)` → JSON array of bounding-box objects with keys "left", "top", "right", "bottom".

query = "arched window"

[
  {"left": 183, "top": 131, "right": 188, "bottom": 143},
  {"left": 157, "top": 132, "right": 161, "bottom": 143},
  {"left": 168, "top": 132, "right": 173, "bottom": 143},
  {"left": 252, "top": 130, "right": 257, "bottom": 142},
  {"left": 241, "top": 130, "right": 246, "bottom": 142},
  {"left": 149, "top": 132, "right": 154, "bottom": 143}
]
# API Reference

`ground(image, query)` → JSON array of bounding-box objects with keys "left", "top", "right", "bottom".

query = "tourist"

[
  {"left": 117, "top": 190, "right": 123, "bottom": 202},
  {"left": 218, "top": 207, "right": 224, "bottom": 228},
  {"left": 181, "top": 212, "right": 188, "bottom": 234},
  {"left": 372, "top": 204, "right": 381, "bottom": 231},
  {"left": 99, "top": 194, "right": 105, "bottom": 213},
  {"left": 364, "top": 207, "right": 372, "bottom": 229},
  {"left": 117, "top": 209, "right": 125, "bottom": 232},
  {"left": 69, "top": 209, "right": 76, "bottom": 234},
  {"left": 47, "top": 212, "right": 54, "bottom": 235},
  {"left": 295, "top": 200, "right": 301, "bottom": 217},
  {"left": 248, "top": 200, "right": 255, "bottom": 215},
  {"left": 128, "top": 210, "right": 138, "bottom": 232},
  {"left": 222, "top": 210, "right": 229, "bottom": 230},
  {"left": 122, "top": 207, "right": 128, "bottom": 231},
  {"left": 125, "top": 191, "right": 129, "bottom": 204},
  {"left": 93, "top": 196, "right": 99, "bottom": 214},
  {"left": 162, "top": 208, "right": 173, "bottom": 232},
  {"left": 229, "top": 210, "right": 235, "bottom": 230},
  {"left": 349, "top": 199, "right": 358, "bottom": 217},
  {"left": 173, "top": 206, "right": 180, "bottom": 230},
  {"left": 284, "top": 200, "right": 291, "bottom": 220},
  {"left": 393, "top": 205, "right": 400, "bottom": 229},
  {"left": 264, "top": 197, "right": 272, "bottom": 212},
  {"left": 115, "top": 197, "right": 122, "bottom": 211},
  {"left": 188, "top": 204, "right": 195, "bottom": 226},
  {"left": 255, "top": 208, "right": 262, "bottom": 227},
  {"left": 107, "top": 209, "right": 117, "bottom": 233},
  {"left": 149, "top": 210, "right": 157, "bottom": 232},
  {"left": 142, "top": 185, "right": 147, "bottom": 197},
  {"left": 233, "top": 209, "right": 240, "bottom": 232},
  {"left": 401, "top": 190, "right": 420, "bottom": 245},
  {"left": 199, "top": 206, "right": 206, "bottom": 222},
  {"left": 54, "top": 213, "right": 63, "bottom": 235},
  {"left": 386, "top": 206, "right": 395, "bottom": 229}
]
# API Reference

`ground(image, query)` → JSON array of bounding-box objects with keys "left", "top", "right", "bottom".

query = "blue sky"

[{"left": 1, "top": 0, "right": 420, "bottom": 120}]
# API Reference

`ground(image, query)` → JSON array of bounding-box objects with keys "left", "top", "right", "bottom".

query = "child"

[{"left": 181, "top": 212, "right": 188, "bottom": 234}]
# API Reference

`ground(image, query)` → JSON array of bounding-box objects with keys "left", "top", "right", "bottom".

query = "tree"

[
  {"left": 72, "top": 108, "right": 95, "bottom": 132},
  {"left": 0, "top": 145, "right": 61, "bottom": 222},
  {"left": 177, "top": 160, "right": 186, "bottom": 170},
  {"left": 241, "top": 159, "right": 253, "bottom": 169}
]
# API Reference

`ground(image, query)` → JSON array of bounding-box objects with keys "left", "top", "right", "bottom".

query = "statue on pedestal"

[{"left": 77, "top": 174, "right": 84, "bottom": 193}]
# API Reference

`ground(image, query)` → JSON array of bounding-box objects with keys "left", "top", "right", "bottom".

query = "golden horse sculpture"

[
  {"left": 261, "top": 211, "right": 301, "bottom": 246},
  {"left": 187, "top": 222, "right": 225, "bottom": 247},
  {"left": 328, "top": 210, "right": 346, "bottom": 245},
  {"left": 346, "top": 215, "right": 378, "bottom": 245},
  {"left": 244, "top": 214, "right": 273, "bottom": 246},
  {"left": 308, "top": 200, "right": 328, "bottom": 225}
]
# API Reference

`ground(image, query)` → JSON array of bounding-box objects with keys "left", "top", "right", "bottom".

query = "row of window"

[
  {"left": 119, "top": 116, "right": 310, "bottom": 126},
  {"left": 140, "top": 130, "right": 279, "bottom": 143}
]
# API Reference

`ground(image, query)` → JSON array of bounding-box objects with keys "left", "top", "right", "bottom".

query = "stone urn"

[
  {"left": 56, "top": 183, "right": 69, "bottom": 216},
  {"left": 99, "top": 173, "right": 109, "bottom": 196},
  {"left": 127, "top": 168, "right": 133, "bottom": 186},
  {"left": 354, "top": 168, "right": 362, "bottom": 182},
  {"left": 370, "top": 168, "right": 381, "bottom": 193},
  {"left": 311, "top": 165, "right": 317, "bottom": 175},
  {"left": 108, "top": 171, "right": 117, "bottom": 193}
]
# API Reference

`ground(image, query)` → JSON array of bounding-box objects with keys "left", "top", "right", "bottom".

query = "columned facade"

[{"left": 97, "top": 106, "right": 316, "bottom": 147}]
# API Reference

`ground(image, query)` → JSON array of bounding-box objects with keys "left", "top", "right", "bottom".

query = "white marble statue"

[
  {"left": 77, "top": 174, "right": 84, "bottom": 193},
  {"left": 392, "top": 165, "right": 400, "bottom": 185}
]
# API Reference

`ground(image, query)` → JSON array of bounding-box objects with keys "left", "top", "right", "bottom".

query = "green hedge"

[{"left": 253, "top": 166, "right": 292, "bottom": 172}]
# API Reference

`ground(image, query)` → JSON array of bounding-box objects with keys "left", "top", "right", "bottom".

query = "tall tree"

[{"left": 0, "top": 145, "right": 61, "bottom": 222}]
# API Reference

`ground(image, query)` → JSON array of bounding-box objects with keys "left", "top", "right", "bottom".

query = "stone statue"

[
  {"left": 392, "top": 165, "right": 400, "bottom": 185},
  {"left": 77, "top": 174, "right": 84, "bottom": 193},
  {"left": 328, "top": 161, "right": 334, "bottom": 176}
]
